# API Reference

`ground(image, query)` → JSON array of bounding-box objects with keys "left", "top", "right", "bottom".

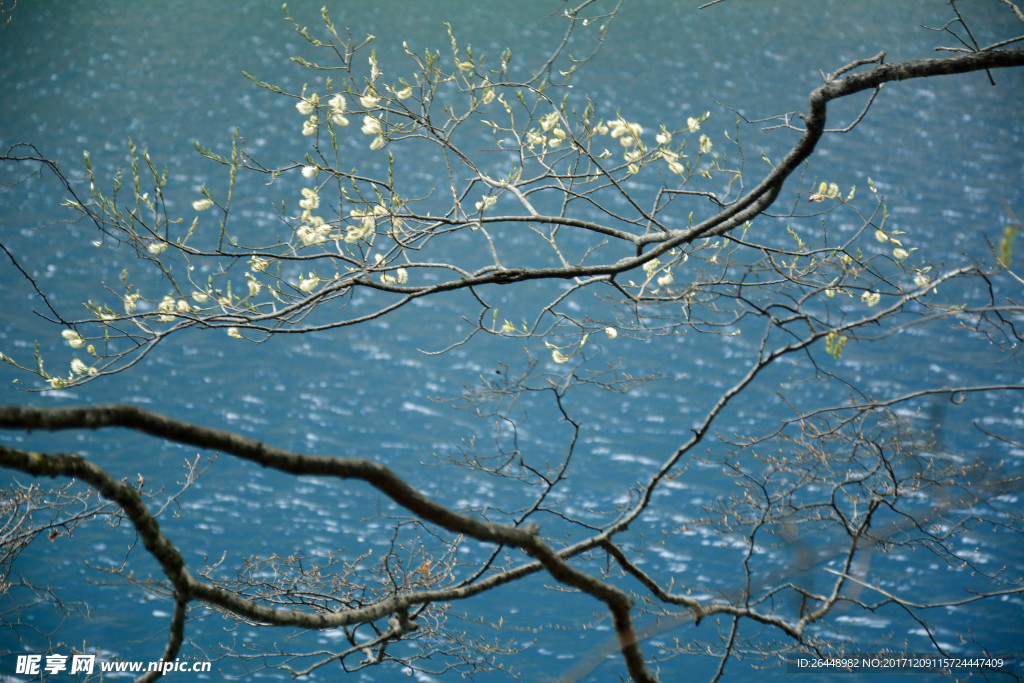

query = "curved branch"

[
  {"left": 650, "top": 47, "right": 1024, "bottom": 251},
  {"left": 0, "top": 404, "right": 538, "bottom": 549},
  {"left": 0, "top": 444, "right": 190, "bottom": 590}
]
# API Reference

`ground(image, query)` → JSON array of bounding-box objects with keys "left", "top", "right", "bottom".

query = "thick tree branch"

[
  {"left": 0, "top": 404, "right": 538, "bottom": 549},
  {"left": 0, "top": 406, "right": 659, "bottom": 681},
  {"left": 649, "top": 47, "right": 1024, "bottom": 252},
  {"left": 2, "top": 4, "right": 1022, "bottom": 680}
]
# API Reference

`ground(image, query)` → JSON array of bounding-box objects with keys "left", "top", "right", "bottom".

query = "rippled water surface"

[{"left": 2, "top": 1, "right": 1022, "bottom": 680}]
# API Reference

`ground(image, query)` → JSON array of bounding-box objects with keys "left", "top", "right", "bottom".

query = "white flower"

[
  {"left": 609, "top": 117, "right": 643, "bottom": 141},
  {"left": 192, "top": 198, "right": 214, "bottom": 211},
  {"left": 298, "top": 273, "right": 321, "bottom": 293},
  {"left": 525, "top": 130, "right": 546, "bottom": 149},
  {"left": 475, "top": 195, "right": 498, "bottom": 212},
  {"left": 345, "top": 215, "right": 376, "bottom": 242},
  {"left": 301, "top": 165, "right": 318, "bottom": 179},
  {"left": 808, "top": 182, "right": 843, "bottom": 203},
  {"left": 655, "top": 128, "right": 672, "bottom": 146},
  {"left": 369, "top": 135, "right": 387, "bottom": 151},
  {"left": 296, "top": 219, "right": 330, "bottom": 246},
  {"left": 642, "top": 257, "right": 662, "bottom": 278},
  {"left": 227, "top": 327, "right": 243, "bottom": 339},
  {"left": 551, "top": 348, "right": 570, "bottom": 364},
  {"left": 892, "top": 247, "right": 910, "bottom": 261},
  {"left": 359, "top": 90, "right": 380, "bottom": 109},
  {"left": 147, "top": 241, "right": 167, "bottom": 255},
  {"left": 70, "top": 358, "right": 89, "bottom": 375},
  {"left": 604, "top": 327, "right": 618, "bottom": 339},
  {"left": 913, "top": 271, "right": 931, "bottom": 289},
  {"left": 540, "top": 111, "right": 560, "bottom": 132},
  {"left": 861, "top": 290, "right": 881, "bottom": 307},
  {"left": 657, "top": 271, "right": 674, "bottom": 288},
  {"left": 296, "top": 225, "right": 317, "bottom": 245},
  {"left": 295, "top": 93, "right": 319, "bottom": 115},
  {"left": 298, "top": 187, "right": 320, "bottom": 211},
  {"left": 699, "top": 134, "right": 713, "bottom": 155},
  {"left": 361, "top": 115, "right": 382, "bottom": 136},
  {"left": 246, "top": 275, "right": 262, "bottom": 297},
  {"left": 381, "top": 267, "right": 408, "bottom": 285},
  {"left": 301, "top": 115, "right": 319, "bottom": 136},
  {"left": 686, "top": 117, "right": 701, "bottom": 132},
  {"left": 328, "top": 93, "right": 346, "bottom": 113},
  {"left": 393, "top": 86, "right": 413, "bottom": 99},
  {"left": 327, "top": 92, "right": 350, "bottom": 125},
  {"left": 192, "top": 291, "right": 210, "bottom": 304},
  {"left": 62, "top": 330, "right": 85, "bottom": 349},
  {"left": 479, "top": 88, "right": 495, "bottom": 104}
]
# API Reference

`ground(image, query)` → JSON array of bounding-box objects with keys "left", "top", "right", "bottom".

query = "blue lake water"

[{"left": 2, "top": 1, "right": 1023, "bottom": 681}]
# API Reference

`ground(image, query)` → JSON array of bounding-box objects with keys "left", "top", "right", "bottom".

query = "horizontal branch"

[{"left": 0, "top": 404, "right": 539, "bottom": 549}]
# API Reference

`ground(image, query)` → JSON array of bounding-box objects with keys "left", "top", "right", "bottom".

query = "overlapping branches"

[
  {"left": 2, "top": 1, "right": 1023, "bottom": 681},
  {"left": 3, "top": 26, "right": 1022, "bottom": 389}
]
